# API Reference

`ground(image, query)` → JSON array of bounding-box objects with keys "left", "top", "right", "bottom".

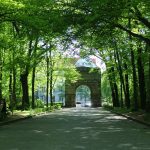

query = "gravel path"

[{"left": 0, "top": 107, "right": 150, "bottom": 150}]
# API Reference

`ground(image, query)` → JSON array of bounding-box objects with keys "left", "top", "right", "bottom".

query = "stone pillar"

[
  {"left": 65, "top": 94, "right": 76, "bottom": 107},
  {"left": 65, "top": 81, "right": 76, "bottom": 107},
  {"left": 91, "top": 81, "right": 101, "bottom": 107}
]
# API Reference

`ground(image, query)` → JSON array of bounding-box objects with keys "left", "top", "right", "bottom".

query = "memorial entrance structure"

[{"left": 65, "top": 58, "right": 101, "bottom": 107}]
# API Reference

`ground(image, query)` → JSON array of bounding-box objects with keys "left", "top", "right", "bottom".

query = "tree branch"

[
  {"left": 134, "top": 7, "right": 150, "bottom": 29},
  {"left": 115, "top": 24, "right": 150, "bottom": 45}
]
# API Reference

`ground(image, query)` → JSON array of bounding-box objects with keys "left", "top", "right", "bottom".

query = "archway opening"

[{"left": 75, "top": 85, "right": 91, "bottom": 107}]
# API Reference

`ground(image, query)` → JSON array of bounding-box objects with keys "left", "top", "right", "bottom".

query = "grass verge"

[{"left": 104, "top": 106, "right": 150, "bottom": 125}]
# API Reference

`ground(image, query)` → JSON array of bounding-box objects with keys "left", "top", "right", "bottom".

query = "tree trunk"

[
  {"left": 109, "top": 79, "right": 116, "bottom": 107},
  {"left": 137, "top": 46, "right": 146, "bottom": 110},
  {"left": 146, "top": 44, "right": 150, "bottom": 112},
  {"left": 108, "top": 67, "right": 120, "bottom": 107},
  {"left": 9, "top": 71, "right": 13, "bottom": 112},
  {"left": 128, "top": 18, "right": 139, "bottom": 110},
  {"left": 20, "top": 70, "right": 29, "bottom": 110},
  {"left": 12, "top": 66, "right": 16, "bottom": 107},
  {"left": 49, "top": 50, "right": 53, "bottom": 106},
  {"left": 131, "top": 48, "right": 139, "bottom": 110},
  {"left": 32, "top": 67, "right": 36, "bottom": 109},
  {"left": 0, "top": 66, "right": 2, "bottom": 102},
  {"left": 31, "top": 37, "right": 38, "bottom": 109},
  {"left": 114, "top": 81, "right": 120, "bottom": 107},
  {"left": 114, "top": 42, "right": 130, "bottom": 109},
  {"left": 124, "top": 63, "right": 130, "bottom": 108},
  {"left": 0, "top": 50, "right": 3, "bottom": 102},
  {"left": 46, "top": 53, "right": 49, "bottom": 108},
  {"left": 120, "top": 83, "right": 124, "bottom": 107},
  {"left": 114, "top": 47, "right": 130, "bottom": 108},
  {"left": 20, "top": 38, "right": 33, "bottom": 110},
  {"left": 50, "top": 69, "right": 53, "bottom": 106}
]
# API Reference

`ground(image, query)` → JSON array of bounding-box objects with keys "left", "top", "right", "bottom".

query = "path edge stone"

[
  {"left": 0, "top": 116, "right": 33, "bottom": 127},
  {"left": 109, "top": 110, "right": 150, "bottom": 127}
]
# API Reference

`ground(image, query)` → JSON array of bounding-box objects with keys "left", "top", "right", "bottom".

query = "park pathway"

[{"left": 0, "top": 107, "right": 150, "bottom": 150}]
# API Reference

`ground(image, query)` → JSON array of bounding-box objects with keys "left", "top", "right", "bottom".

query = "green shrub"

[
  {"left": 33, "top": 108, "right": 43, "bottom": 114},
  {"left": 35, "top": 99, "right": 45, "bottom": 108},
  {"left": 54, "top": 103, "right": 62, "bottom": 109}
]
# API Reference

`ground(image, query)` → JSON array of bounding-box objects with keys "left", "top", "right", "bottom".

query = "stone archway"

[
  {"left": 76, "top": 85, "right": 91, "bottom": 107},
  {"left": 65, "top": 67, "right": 101, "bottom": 107}
]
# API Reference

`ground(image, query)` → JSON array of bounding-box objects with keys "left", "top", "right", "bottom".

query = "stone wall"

[{"left": 65, "top": 67, "right": 101, "bottom": 107}]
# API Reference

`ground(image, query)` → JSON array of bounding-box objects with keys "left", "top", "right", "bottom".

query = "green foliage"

[
  {"left": 35, "top": 99, "right": 45, "bottom": 108},
  {"left": 0, "top": 0, "right": 150, "bottom": 112},
  {"left": 102, "top": 97, "right": 112, "bottom": 107},
  {"left": 32, "top": 108, "right": 45, "bottom": 114},
  {"left": 63, "top": 58, "right": 81, "bottom": 83},
  {"left": 54, "top": 103, "right": 62, "bottom": 110},
  {"left": 101, "top": 72, "right": 111, "bottom": 100}
]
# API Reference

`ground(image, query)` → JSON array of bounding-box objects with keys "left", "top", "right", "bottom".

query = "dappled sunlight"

[
  {"left": 106, "top": 115, "right": 127, "bottom": 120},
  {"left": 74, "top": 145, "right": 86, "bottom": 149},
  {"left": 73, "top": 127, "right": 93, "bottom": 130},
  {"left": 33, "top": 130, "right": 43, "bottom": 133},
  {"left": 0, "top": 108, "right": 150, "bottom": 150}
]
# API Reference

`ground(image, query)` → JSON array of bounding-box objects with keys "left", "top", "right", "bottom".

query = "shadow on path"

[{"left": 0, "top": 108, "right": 150, "bottom": 150}]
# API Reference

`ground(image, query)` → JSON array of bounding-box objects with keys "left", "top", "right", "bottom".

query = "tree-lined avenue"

[{"left": 0, "top": 108, "right": 150, "bottom": 150}]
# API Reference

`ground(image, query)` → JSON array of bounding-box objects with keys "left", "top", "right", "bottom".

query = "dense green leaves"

[{"left": 0, "top": 0, "right": 150, "bottom": 112}]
